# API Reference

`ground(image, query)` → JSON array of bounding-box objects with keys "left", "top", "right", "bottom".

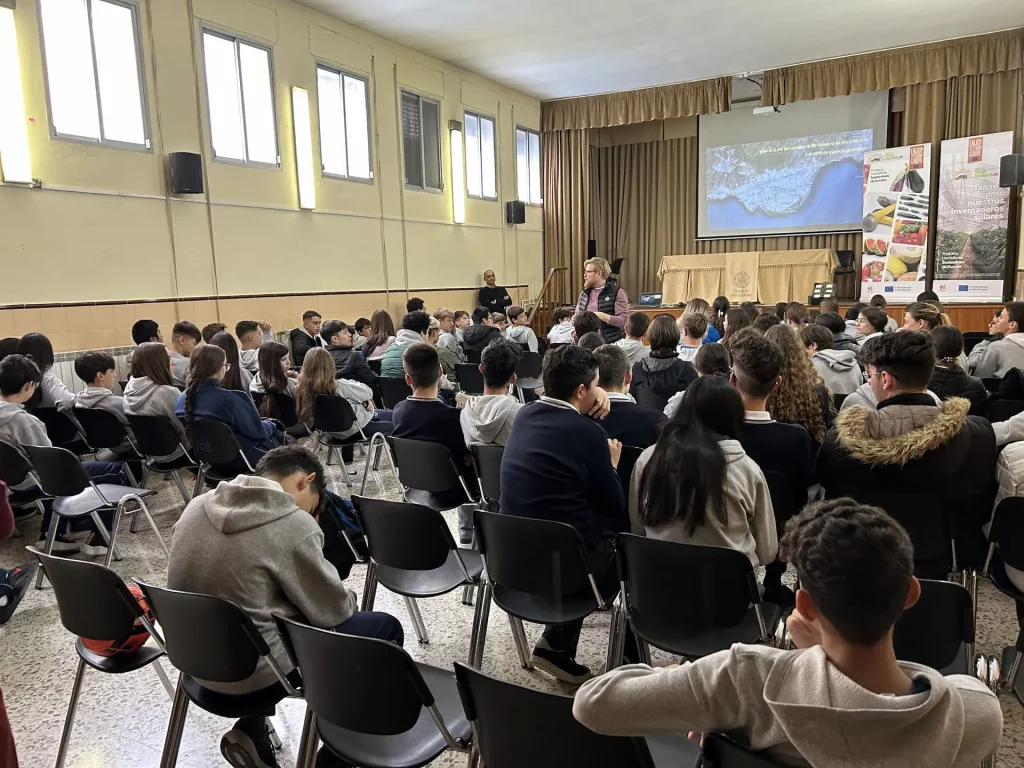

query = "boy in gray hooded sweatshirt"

[
  {"left": 801, "top": 325, "right": 862, "bottom": 396},
  {"left": 974, "top": 302, "right": 1024, "bottom": 379},
  {"left": 573, "top": 498, "right": 1002, "bottom": 767},
  {"left": 460, "top": 338, "right": 523, "bottom": 447}
]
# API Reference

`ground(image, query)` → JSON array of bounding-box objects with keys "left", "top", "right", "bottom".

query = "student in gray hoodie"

[
  {"left": 168, "top": 321, "right": 202, "bottom": 387},
  {"left": 235, "top": 320, "right": 273, "bottom": 375},
  {"left": 574, "top": 498, "right": 1003, "bottom": 767},
  {"left": 167, "top": 445, "right": 403, "bottom": 766},
  {"left": 72, "top": 351, "right": 137, "bottom": 463},
  {"left": 16, "top": 333, "right": 74, "bottom": 409},
  {"left": 616, "top": 312, "right": 651, "bottom": 366},
  {"left": 974, "top": 302, "right": 1024, "bottom": 379},
  {"left": 505, "top": 306, "right": 539, "bottom": 353},
  {"left": 801, "top": 325, "right": 862, "bottom": 396},
  {"left": 460, "top": 338, "right": 523, "bottom": 447},
  {"left": 122, "top": 341, "right": 190, "bottom": 462}
]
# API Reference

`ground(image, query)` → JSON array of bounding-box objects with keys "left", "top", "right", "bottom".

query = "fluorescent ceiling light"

[
  {"left": 291, "top": 86, "right": 315, "bottom": 210},
  {"left": 0, "top": 7, "right": 33, "bottom": 184},
  {"left": 449, "top": 119, "right": 465, "bottom": 224}
]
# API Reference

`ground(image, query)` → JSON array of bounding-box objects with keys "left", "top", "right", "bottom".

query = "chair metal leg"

[
  {"left": 639, "top": 640, "right": 652, "bottom": 666},
  {"left": 461, "top": 582, "right": 475, "bottom": 606},
  {"left": 95, "top": 508, "right": 123, "bottom": 567},
  {"left": 359, "top": 441, "right": 377, "bottom": 495},
  {"left": 140, "top": 465, "right": 151, "bottom": 491},
  {"left": 970, "top": 569, "right": 979, "bottom": 634},
  {"left": 325, "top": 446, "right": 335, "bottom": 465},
  {"left": 605, "top": 600, "right": 627, "bottom": 672},
  {"left": 55, "top": 658, "right": 87, "bottom": 768},
  {"left": 170, "top": 470, "right": 191, "bottom": 506},
  {"left": 361, "top": 562, "right": 378, "bottom": 611},
  {"left": 152, "top": 658, "right": 175, "bottom": 699},
  {"left": 466, "top": 743, "right": 480, "bottom": 768},
  {"left": 267, "top": 718, "right": 283, "bottom": 750},
  {"left": 338, "top": 453, "right": 354, "bottom": 488},
  {"left": 191, "top": 469, "right": 204, "bottom": 500},
  {"left": 132, "top": 497, "right": 170, "bottom": 557},
  {"left": 508, "top": 616, "right": 533, "bottom": 669},
  {"left": 469, "top": 583, "right": 492, "bottom": 668},
  {"left": 158, "top": 676, "right": 190, "bottom": 768},
  {"left": 36, "top": 512, "right": 59, "bottom": 589},
  {"left": 295, "top": 706, "right": 318, "bottom": 768},
  {"left": 404, "top": 596, "right": 430, "bottom": 644}
]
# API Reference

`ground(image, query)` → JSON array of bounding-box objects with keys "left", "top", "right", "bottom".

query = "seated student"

[
  {"left": 202, "top": 322, "right": 226, "bottom": 344},
  {"left": 662, "top": 342, "right": 733, "bottom": 419},
  {"left": 818, "top": 332, "right": 997, "bottom": 571},
  {"left": 289, "top": 310, "right": 323, "bottom": 367},
  {"left": 630, "top": 375, "right": 776, "bottom": 569},
  {"left": 870, "top": 294, "right": 900, "bottom": 333},
  {"left": 630, "top": 315, "right": 697, "bottom": 397},
  {"left": 752, "top": 310, "right": 781, "bottom": 333},
  {"left": 453, "top": 310, "right": 471, "bottom": 344},
  {"left": 676, "top": 312, "right": 706, "bottom": 362},
  {"left": 818, "top": 297, "right": 839, "bottom": 315},
  {"left": 73, "top": 350, "right": 138, "bottom": 462},
  {"left": 974, "top": 302, "right": 1024, "bottom": 379},
  {"left": 434, "top": 308, "right": 466, "bottom": 361},
  {"left": 462, "top": 307, "right": 502, "bottom": 351},
  {"left": 250, "top": 341, "right": 298, "bottom": 420},
  {"left": 0, "top": 338, "right": 18, "bottom": 364},
  {"left": 572, "top": 311, "right": 602, "bottom": 344},
  {"left": 16, "top": 333, "right": 74, "bottom": 409},
  {"left": 209, "top": 331, "right": 254, "bottom": 392},
  {"left": 407, "top": 297, "right": 425, "bottom": 313},
  {"left": 616, "top": 312, "right": 651, "bottom": 366},
  {"left": 967, "top": 311, "right": 1002, "bottom": 373},
  {"left": 363, "top": 310, "right": 397, "bottom": 361},
  {"left": 721, "top": 309, "right": 753, "bottom": 350},
  {"left": 785, "top": 301, "right": 807, "bottom": 329},
  {"left": 295, "top": 347, "right": 392, "bottom": 443},
  {"left": 429, "top": 316, "right": 461, "bottom": 384},
  {"left": 764, "top": 325, "right": 832, "bottom": 449},
  {"left": 235, "top": 320, "right": 273, "bottom": 375},
  {"left": 855, "top": 306, "right": 888, "bottom": 347},
  {"left": 380, "top": 312, "right": 453, "bottom": 392},
  {"left": 730, "top": 331, "right": 814, "bottom": 603},
  {"left": 392, "top": 343, "right": 478, "bottom": 542},
  {"left": 845, "top": 302, "right": 866, "bottom": 338},
  {"left": 815, "top": 311, "right": 861, "bottom": 352},
  {"left": 577, "top": 331, "right": 605, "bottom": 351},
  {"left": 320, "top": 319, "right": 374, "bottom": 387},
  {"left": 169, "top": 321, "right": 202, "bottom": 387},
  {"left": 711, "top": 296, "right": 729, "bottom": 339},
  {"left": 505, "top": 306, "right": 539, "bottom": 353},
  {"left": 500, "top": 345, "right": 630, "bottom": 682},
  {"left": 928, "top": 326, "right": 987, "bottom": 415},
  {"left": 352, "top": 317, "right": 372, "bottom": 352},
  {"left": 167, "top": 444, "right": 403, "bottom": 767},
  {"left": 801, "top": 325, "right": 862, "bottom": 396},
  {"left": 175, "top": 345, "right": 279, "bottom": 466},
  {"left": 0, "top": 355, "right": 127, "bottom": 556},
  {"left": 591, "top": 345, "right": 664, "bottom": 449},
  {"left": 547, "top": 307, "right": 576, "bottom": 345},
  {"left": 460, "top": 338, "right": 523, "bottom": 447},
  {"left": 123, "top": 341, "right": 189, "bottom": 461},
  {"left": 492, "top": 313, "right": 509, "bottom": 334},
  {"left": 574, "top": 498, "right": 1003, "bottom": 767},
  {"left": 740, "top": 302, "right": 758, "bottom": 322},
  {"left": 132, "top": 319, "right": 162, "bottom": 346}
]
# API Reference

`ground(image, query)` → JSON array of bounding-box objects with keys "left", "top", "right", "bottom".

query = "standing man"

[
  {"left": 574, "top": 257, "right": 629, "bottom": 344},
  {"left": 478, "top": 270, "right": 512, "bottom": 313},
  {"left": 289, "top": 310, "right": 323, "bottom": 367}
]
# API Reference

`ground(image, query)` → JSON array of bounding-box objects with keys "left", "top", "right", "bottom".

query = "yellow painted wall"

[{"left": 0, "top": 0, "right": 544, "bottom": 306}]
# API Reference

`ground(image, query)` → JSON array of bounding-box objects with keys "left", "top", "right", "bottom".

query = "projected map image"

[{"left": 705, "top": 129, "right": 874, "bottom": 234}]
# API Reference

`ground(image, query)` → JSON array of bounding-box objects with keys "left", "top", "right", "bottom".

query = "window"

[
  {"left": 464, "top": 111, "right": 496, "bottom": 200},
  {"left": 401, "top": 90, "right": 441, "bottom": 191},
  {"left": 315, "top": 64, "right": 372, "bottom": 181},
  {"left": 202, "top": 30, "right": 278, "bottom": 165},
  {"left": 38, "top": 0, "right": 149, "bottom": 148},
  {"left": 516, "top": 126, "right": 542, "bottom": 204}
]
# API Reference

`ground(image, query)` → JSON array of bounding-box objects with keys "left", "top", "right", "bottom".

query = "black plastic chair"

[
  {"left": 186, "top": 419, "right": 256, "bottom": 497},
  {"left": 963, "top": 332, "right": 989, "bottom": 355},
  {"left": 634, "top": 387, "right": 671, "bottom": 413},
  {"left": 386, "top": 436, "right": 476, "bottom": 511},
  {"left": 354, "top": 496, "right": 483, "bottom": 647},
  {"left": 71, "top": 407, "right": 143, "bottom": 482},
  {"left": 612, "top": 534, "right": 780, "bottom": 665},
  {"left": 275, "top": 615, "right": 472, "bottom": 768},
  {"left": 616, "top": 445, "right": 645, "bottom": 500},
  {"left": 0, "top": 438, "right": 49, "bottom": 517},
  {"left": 514, "top": 351, "right": 543, "bottom": 399},
  {"left": 470, "top": 444, "right": 503, "bottom": 508},
  {"left": 832, "top": 392, "right": 848, "bottom": 411},
  {"left": 470, "top": 509, "right": 618, "bottom": 670},
  {"left": 379, "top": 376, "right": 413, "bottom": 409},
  {"left": 32, "top": 406, "right": 91, "bottom": 454},
  {"left": 314, "top": 394, "right": 370, "bottom": 490},
  {"left": 136, "top": 581, "right": 299, "bottom": 767},
  {"left": 24, "top": 444, "right": 163, "bottom": 587},
  {"left": 982, "top": 497, "right": 1024, "bottom": 704},
  {"left": 892, "top": 579, "right": 974, "bottom": 675},
  {"left": 255, "top": 391, "right": 310, "bottom": 438},
  {"left": 125, "top": 414, "right": 197, "bottom": 505},
  {"left": 990, "top": 399, "right": 1024, "bottom": 422},
  {"left": 466, "top": 348, "right": 483, "bottom": 364},
  {"left": 983, "top": 377, "right": 1003, "bottom": 393},
  {"left": 456, "top": 363, "right": 486, "bottom": 395},
  {"left": 701, "top": 733, "right": 781, "bottom": 767},
  {"left": 367, "top": 358, "right": 383, "bottom": 376},
  {"left": 453, "top": 661, "right": 698, "bottom": 768}
]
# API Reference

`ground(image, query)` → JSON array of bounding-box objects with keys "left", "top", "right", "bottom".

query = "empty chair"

[
  {"left": 71, "top": 407, "right": 142, "bottom": 482},
  {"left": 367, "top": 358, "right": 383, "bottom": 376},
  {"left": 186, "top": 419, "right": 256, "bottom": 498},
  {"left": 379, "top": 376, "right": 413, "bottom": 409},
  {"left": 276, "top": 615, "right": 472, "bottom": 768},
  {"left": 892, "top": 579, "right": 974, "bottom": 675},
  {"left": 27, "top": 548, "right": 173, "bottom": 768},
  {"left": 125, "top": 414, "right": 197, "bottom": 505},
  {"left": 456, "top": 363, "right": 485, "bottom": 395},
  {"left": 466, "top": 348, "right": 483, "bottom": 365},
  {"left": 31, "top": 406, "right": 90, "bottom": 454},
  {"left": 634, "top": 388, "right": 671, "bottom": 413},
  {"left": 514, "top": 351, "right": 543, "bottom": 399},
  {"left": 471, "top": 444, "right": 503, "bottom": 509},
  {"left": 962, "top": 332, "right": 989, "bottom": 355},
  {"left": 136, "top": 582, "right": 299, "bottom": 768},
  {"left": 354, "top": 496, "right": 483, "bottom": 646},
  {"left": 386, "top": 436, "right": 476, "bottom": 511},
  {"left": 612, "top": 534, "right": 780, "bottom": 666},
  {"left": 982, "top": 498, "right": 1024, "bottom": 704},
  {"left": 453, "top": 661, "right": 698, "bottom": 768},
  {"left": 313, "top": 394, "right": 370, "bottom": 489},
  {"left": 268, "top": 391, "right": 310, "bottom": 438}
]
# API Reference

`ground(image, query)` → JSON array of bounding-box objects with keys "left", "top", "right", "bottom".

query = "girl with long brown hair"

[
  {"left": 764, "top": 324, "right": 834, "bottom": 446},
  {"left": 208, "top": 331, "right": 253, "bottom": 392},
  {"left": 123, "top": 341, "right": 189, "bottom": 459},
  {"left": 363, "top": 310, "right": 397, "bottom": 360},
  {"left": 251, "top": 341, "right": 296, "bottom": 420},
  {"left": 721, "top": 308, "right": 752, "bottom": 350}
]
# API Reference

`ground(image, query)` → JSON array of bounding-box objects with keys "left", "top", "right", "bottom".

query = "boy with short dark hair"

[
  {"left": 169, "top": 321, "right": 202, "bottom": 386},
  {"left": 236, "top": 320, "right": 273, "bottom": 374},
  {"left": 74, "top": 350, "right": 140, "bottom": 465},
  {"left": 869, "top": 294, "right": 899, "bottom": 333},
  {"left": 407, "top": 297, "right": 425, "bottom": 313},
  {"left": 592, "top": 344, "right": 663, "bottom": 448},
  {"left": 202, "top": 322, "right": 226, "bottom": 344},
  {"left": 801, "top": 324, "right": 861, "bottom": 396},
  {"left": 460, "top": 338, "right": 523, "bottom": 448},
  {"left": 784, "top": 301, "right": 807, "bottom": 329},
  {"left": 462, "top": 307, "right": 501, "bottom": 351},
  {"left": 676, "top": 313, "right": 707, "bottom": 362},
  {"left": 289, "top": 310, "right": 324, "bottom": 366},
  {"left": 352, "top": 317, "right": 372, "bottom": 351},
  {"left": 547, "top": 307, "right": 575, "bottom": 345},
  {"left": 505, "top": 306, "right": 538, "bottom": 353},
  {"left": 616, "top": 312, "right": 651, "bottom": 366},
  {"left": 573, "top": 311, "right": 602, "bottom": 344},
  {"left": 453, "top": 310, "right": 471, "bottom": 344},
  {"left": 321, "top": 319, "right": 374, "bottom": 386},
  {"left": 131, "top": 319, "right": 161, "bottom": 345},
  {"left": 752, "top": 311, "right": 781, "bottom": 333},
  {"left": 575, "top": 498, "right": 1003, "bottom": 766},
  {"left": 815, "top": 312, "right": 860, "bottom": 352}
]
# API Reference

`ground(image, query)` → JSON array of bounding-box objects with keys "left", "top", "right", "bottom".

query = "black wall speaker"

[
  {"left": 587, "top": 239, "right": 597, "bottom": 260},
  {"left": 1000, "top": 154, "right": 1024, "bottom": 188},
  {"left": 505, "top": 200, "right": 526, "bottom": 225},
  {"left": 169, "top": 152, "right": 204, "bottom": 194}
]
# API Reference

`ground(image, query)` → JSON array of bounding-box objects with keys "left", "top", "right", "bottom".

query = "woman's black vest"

[{"left": 576, "top": 281, "right": 623, "bottom": 343}]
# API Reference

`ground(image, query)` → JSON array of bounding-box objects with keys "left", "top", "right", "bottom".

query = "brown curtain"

[
  {"left": 590, "top": 138, "right": 697, "bottom": 294},
  {"left": 542, "top": 129, "right": 591, "bottom": 303},
  {"left": 896, "top": 70, "right": 1024, "bottom": 144},
  {"left": 542, "top": 77, "right": 731, "bottom": 131},
  {"left": 763, "top": 29, "right": 1023, "bottom": 105}
]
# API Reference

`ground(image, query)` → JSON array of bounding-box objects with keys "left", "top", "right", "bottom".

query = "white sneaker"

[
  {"left": 35, "top": 535, "right": 80, "bottom": 554},
  {"left": 78, "top": 535, "right": 109, "bottom": 558}
]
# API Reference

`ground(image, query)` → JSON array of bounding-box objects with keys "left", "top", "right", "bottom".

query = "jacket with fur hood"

[
  {"left": 0, "top": 402, "right": 51, "bottom": 489},
  {"left": 167, "top": 475, "right": 357, "bottom": 693},
  {"left": 818, "top": 395, "right": 996, "bottom": 575},
  {"left": 573, "top": 644, "right": 1002, "bottom": 768},
  {"left": 460, "top": 394, "right": 523, "bottom": 447},
  {"left": 973, "top": 332, "right": 1024, "bottom": 379},
  {"left": 810, "top": 349, "right": 861, "bottom": 395}
]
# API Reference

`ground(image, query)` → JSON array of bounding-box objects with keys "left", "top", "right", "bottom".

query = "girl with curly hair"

[{"left": 764, "top": 324, "right": 834, "bottom": 446}]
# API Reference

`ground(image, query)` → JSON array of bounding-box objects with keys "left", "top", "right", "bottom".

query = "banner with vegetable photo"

[
  {"left": 860, "top": 144, "right": 932, "bottom": 302},
  {"left": 933, "top": 132, "right": 1013, "bottom": 303}
]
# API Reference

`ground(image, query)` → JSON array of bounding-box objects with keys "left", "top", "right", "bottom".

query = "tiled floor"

[{"left": 2, "top": 443, "right": 1023, "bottom": 768}]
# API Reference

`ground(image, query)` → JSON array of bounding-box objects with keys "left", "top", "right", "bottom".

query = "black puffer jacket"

[
  {"left": 928, "top": 366, "right": 988, "bottom": 415},
  {"left": 326, "top": 345, "right": 374, "bottom": 386},
  {"left": 629, "top": 351, "right": 697, "bottom": 397},
  {"left": 462, "top": 324, "right": 501, "bottom": 351}
]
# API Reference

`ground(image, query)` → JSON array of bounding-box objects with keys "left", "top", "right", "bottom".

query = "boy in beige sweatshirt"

[{"left": 574, "top": 498, "right": 1003, "bottom": 767}]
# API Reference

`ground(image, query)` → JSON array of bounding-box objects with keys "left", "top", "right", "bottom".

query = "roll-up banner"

[
  {"left": 860, "top": 144, "right": 932, "bottom": 302},
  {"left": 933, "top": 131, "right": 1014, "bottom": 303}
]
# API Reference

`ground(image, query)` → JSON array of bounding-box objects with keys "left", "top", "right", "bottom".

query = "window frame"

[
  {"left": 400, "top": 88, "right": 443, "bottom": 194},
  {"left": 463, "top": 109, "right": 498, "bottom": 202},
  {"left": 314, "top": 61, "right": 374, "bottom": 185},
  {"left": 199, "top": 25, "right": 281, "bottom": 169},
  {"left": 516, "top": 125, "right": 543, "bottom": 206},
  {"left": 36, "top": 0, "right": 152, "bottom": 152}
]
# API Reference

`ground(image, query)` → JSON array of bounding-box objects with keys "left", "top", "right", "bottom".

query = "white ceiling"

[{"left": 298, "top": 0, "right": 1024, "bottom": 101}]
